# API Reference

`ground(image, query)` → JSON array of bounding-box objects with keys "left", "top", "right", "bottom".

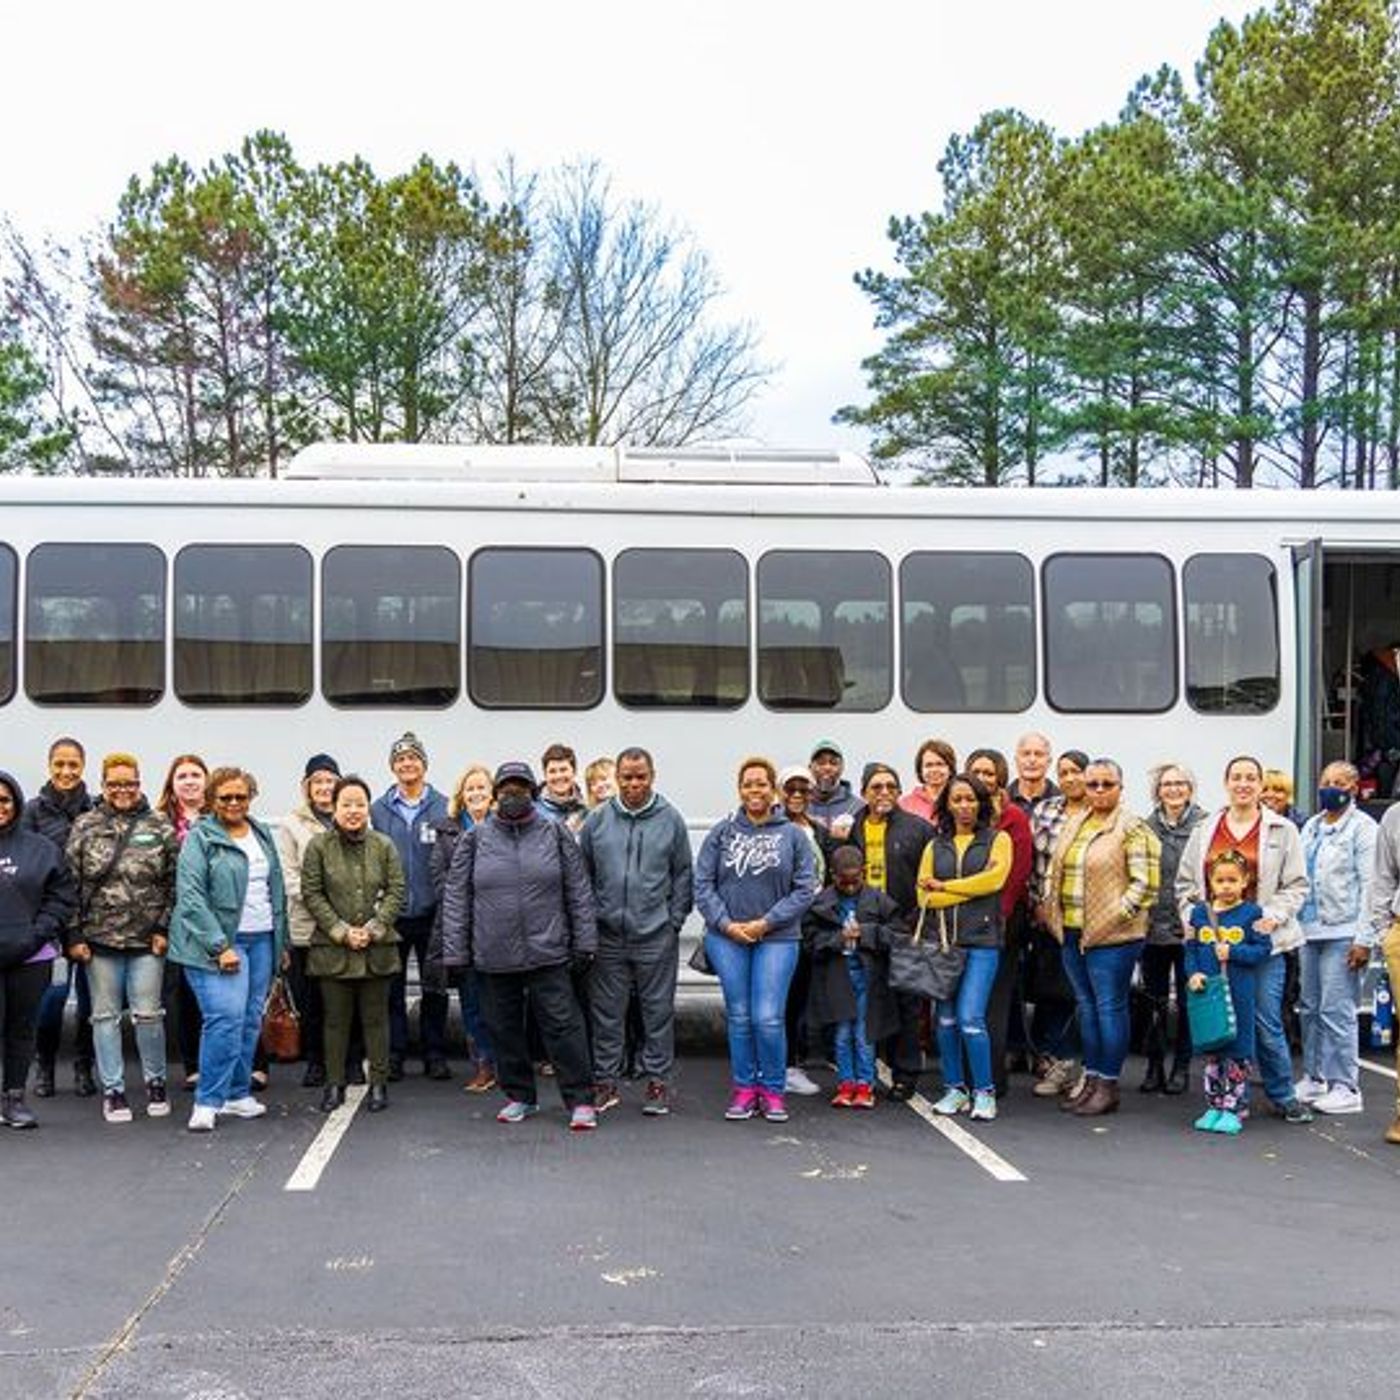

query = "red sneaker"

[
  {"left": 831, "top": 1080, "right": 856, "bottom": 1108},
  {"left": 851, "top": 1083, "right": 876, "bottom": 1110}
]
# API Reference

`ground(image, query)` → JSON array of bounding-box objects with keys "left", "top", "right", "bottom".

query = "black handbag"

[
  {"left": 888, "top": 905, "right": 966, "bottom": 1002},
  {"left": 687, "top": 940, "right": 715, "bottom": 976}
]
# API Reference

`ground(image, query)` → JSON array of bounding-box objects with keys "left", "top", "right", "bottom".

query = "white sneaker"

[
  {"left": 217, "top": 1096, "right": 267, "bottom": 1119},
  {"left": 1312, "top": 1084, "right": 1364, "bottom": 1115},
  {"left": 1293, "top": 1075, "right": 1328, "bottom": 1105},
  {"left": 785, "top": 1066, "right": 820, "bottom": 1096},
  {"left": 187, "top": 1105, "right": 217, "bottom": 1133}
]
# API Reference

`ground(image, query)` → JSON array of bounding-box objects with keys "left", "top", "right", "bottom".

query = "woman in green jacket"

[{"left": 302, "top": 775, "right": 406, "bottom": 1114}]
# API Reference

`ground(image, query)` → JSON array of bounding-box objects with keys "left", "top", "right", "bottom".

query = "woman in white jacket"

[
  {"left": 1294, "top": 762, "right": 1377, "bottom": 1115},
  {"left": 1177, "top": 755, "right": 1311, "bottom": 1123}
]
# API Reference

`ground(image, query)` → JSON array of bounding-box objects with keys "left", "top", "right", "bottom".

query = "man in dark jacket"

[
  {"left": 370, "top": 732, "right": 450, "bottom": 1080},
  {"left": 579, "top": 747, "right": 693, "bottom": 1116},
  {"left": 0, "top": 771, "right": 79, "bottom": 1128},
  {"left": 808, "top": 740, "right": 863, "bottom": 839},
  {"left": 440, "top": 762, "right": 600, "bottom": 1130},
  {"left": 847, "top": 761, "right": 935, "bottom": 1099}
]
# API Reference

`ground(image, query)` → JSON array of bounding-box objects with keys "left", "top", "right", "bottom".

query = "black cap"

[
  {"left": 303, "top": 753, "right": 341, "bottom": 781},
  {"left": 493, "top": 760, "right": 539, "bottom": 796},
  {"left": 861, "top": 761, "right": 899, "bottom": 793}
]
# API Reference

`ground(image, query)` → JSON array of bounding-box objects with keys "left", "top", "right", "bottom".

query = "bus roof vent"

[{"left": 284, "top": 442, "right": 879, "bottom": 485}]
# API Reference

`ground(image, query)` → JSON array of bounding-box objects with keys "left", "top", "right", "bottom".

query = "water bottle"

[{"left": 1373, "top": 972, "right": 1395, "bottom": 1050}]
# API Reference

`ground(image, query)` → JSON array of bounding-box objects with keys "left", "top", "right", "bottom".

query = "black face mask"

[{"left": 496, "top": 792, "right": 534, "bottom": 821}]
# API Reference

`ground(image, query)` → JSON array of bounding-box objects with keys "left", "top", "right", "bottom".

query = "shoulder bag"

[
  {"left": 888, "top": 904, "right": 966, "bottom": 1002},
  {"left": 1185, "top": 970, "right": 1238, "bottom": 1053}
]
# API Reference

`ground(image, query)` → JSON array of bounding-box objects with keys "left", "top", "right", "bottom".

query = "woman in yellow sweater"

[{"left": 917, "top": 774, "right": 1012, "bottom": 1121}]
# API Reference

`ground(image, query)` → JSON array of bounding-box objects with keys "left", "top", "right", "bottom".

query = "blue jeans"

[
  {"left": 34, "top": 961, "right": 92, "bottom": 1063},
  {"left": 183, "top": 933, "right": 274, "bottom": 1109},
  {"left": 1060, "top": 934, "right": 1142, "bottom": 1080},
  {"left": 936, "top": 946, "right": 1001, "bottom": 1093},
  {"left": 833, "top": 955, "right": 875, "bottom": 1085},
  {"left": 1253, "top": 954, "right": 1295, "bottom": 1106},
  {"left": 1299, "top": 938, "right": 1360, "bottom": 1090},
  {"left": 453, "top": 969, "right": 494, "bottom": 1066},
  {"left": 86, "top": 951, "right": 167, "bottom": 1093},
  {"left": 704, "top": 932, "right": 799, "bottom": 1094}
]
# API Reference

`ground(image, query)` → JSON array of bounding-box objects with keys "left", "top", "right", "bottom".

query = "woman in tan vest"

[{"left": 1041, "top": 758, "right": 1161, "bottom": 1117}]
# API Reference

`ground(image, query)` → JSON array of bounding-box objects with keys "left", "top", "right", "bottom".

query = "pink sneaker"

[
  {"left": 724, "top": 1086, "right": 759, "bottom": 1120},
  {"left": 758, "top": 1090, "right": 789, "bottom": 1123}
]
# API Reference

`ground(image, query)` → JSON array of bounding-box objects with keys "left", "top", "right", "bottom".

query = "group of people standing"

[{"left": 2, "top": 729, "right": 1398, "bottom": 1146}]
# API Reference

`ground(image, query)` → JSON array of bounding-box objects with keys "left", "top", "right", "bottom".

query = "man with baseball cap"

[{"left": 808, "top": 740, "right": 862, "bottom": 839}]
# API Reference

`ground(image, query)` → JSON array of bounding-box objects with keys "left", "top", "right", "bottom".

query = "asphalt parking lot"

[{"left": 3, "top": 1047, "right": 1398, "bottom": 1399}]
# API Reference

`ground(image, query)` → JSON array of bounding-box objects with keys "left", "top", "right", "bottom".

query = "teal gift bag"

[{"left": 1186, "top": 973, "right": 1238, "bottom": 1053}]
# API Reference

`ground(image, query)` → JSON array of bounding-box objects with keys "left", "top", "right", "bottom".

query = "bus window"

[
  {"left": 323, "top": 546, "right": 460, "bottom": 707},
  {"left": 175, "top": 545, "right": 313, "bottom": 706},
  {"left": 0, "top": 546, "right": 14, "bottom": 705},
  {"left": 25, "top": 543, "right": 165, "bottom": 706},
  {"left": 900, "top": 552, "right": 1035, "bottom": 712},
  {"left": 469, "top": 548, "right": 603, "bottom": 708},
  {"left": 1184, "top": 554, "right": 1280, "bottom": 715},
  {"left": 1044, "top": 554, "right": 1176, "bottom": 713},
  {"left": 614, "top": 549, "right": 748, "bottom": 708},
  {"left": 758, "top": 551, "right": 891, "bottom": 711}
]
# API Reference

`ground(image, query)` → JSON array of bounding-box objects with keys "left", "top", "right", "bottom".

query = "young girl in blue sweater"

[{"left": 1186, "top": 850, "right": 1273, "bottom": 1135}]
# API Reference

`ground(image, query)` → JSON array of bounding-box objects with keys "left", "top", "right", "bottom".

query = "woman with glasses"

[
  {"left": 899, "top": 739, "right": 957, "bottom": 824},
  {"left": 1176, "top": 755, "right": 1311, "bottom": 1124},
  {"left": 168, "top": 767, "right": 287, "bottom": 1132},
  {"left": 1041, "top": 759, "right": 1161, "bottom": 1116},
  {"left": 65, "top": 754, "right": 179, "bottom": 1124},
  {"left": 1142, "top": 763, "right": 1207, "bottom": 1095}
]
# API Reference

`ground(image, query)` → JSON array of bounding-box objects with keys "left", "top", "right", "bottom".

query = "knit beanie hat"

[{"left": 390, "top": 732, "right": 427, "bottom": 766}]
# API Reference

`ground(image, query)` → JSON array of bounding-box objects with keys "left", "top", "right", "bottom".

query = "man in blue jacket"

[
  {"left": 579, "top": 748, "right": 693, "bottom": 1116},
  {"left": 371, "top": 733, "right": 450, "bottom": 1080}
]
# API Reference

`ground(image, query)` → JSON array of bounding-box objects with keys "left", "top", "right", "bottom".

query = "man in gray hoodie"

[{"left": 579, "top": 748, "right": 694, "bottom": 1115}]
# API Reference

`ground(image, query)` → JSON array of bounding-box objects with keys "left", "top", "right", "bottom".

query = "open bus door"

[{"left": 1291, "top": 539, "right": 1323, "bottom": 798}]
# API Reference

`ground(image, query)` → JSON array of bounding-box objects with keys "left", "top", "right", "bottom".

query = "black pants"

[
  {"left": 882, "top": 991, "right": 925, "bottom": 1087},
  {"left": 479, "top": 964, "right": 592, "bottom": 1110},
  {"left": 2, "top": 961, "right": 50, "bottom": 1092},
  {"left": 986, "top": 906, "right": 1029, "bottom": 1094},
  {"left": 784, "top": 945, "right": 814, "bottom": 1067},
  {"left": 321, "top": 977, "right": 391, "bottom": 1087},
  {"left": 1140, "top": 943, "right": 1191, "bottom": 1063},
  {"left": 162, "top": 961, "right": 203, "bottom": 1074},
  {"left": 389, "top": 914, "right": 448, "bottom": 1060}
]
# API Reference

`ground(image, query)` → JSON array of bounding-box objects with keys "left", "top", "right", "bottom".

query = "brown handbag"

[{"left": 260, "top": 975, "right": 302, "bottom": 1062}]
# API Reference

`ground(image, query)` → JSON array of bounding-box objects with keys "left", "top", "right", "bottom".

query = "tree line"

[
  {"left": 1, "top": 141, "right": 765, "bottom": 475},
  {"left": 841, "top": 0, "right": 1400, "bottom": 488}
]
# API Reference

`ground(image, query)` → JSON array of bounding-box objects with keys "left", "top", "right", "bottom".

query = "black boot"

[
  {"left": 2, "top": 1090, "right": 38, "bottom": 1129},
  {"left": 367, "top": 1084, "right": 389, "bottom": 1113},
  {"left": 301, "top": 1061, "right": 326, "bottom": 1089},
  {"left": 73, "top": 1058, "right": 97, "bottom": 1098},
  {"left": 1140, "top": 1056, "right": 1166, "bottom": 1094},
  {"left": 32, "top": 1057, "right": 55, "bottom": 1098},
  {"left": 318, "top": 1084, "right": 346, "bottom": 1114},
  {"left": 1164, "top": 1057, "right": 1190, "bottom": 1095}
]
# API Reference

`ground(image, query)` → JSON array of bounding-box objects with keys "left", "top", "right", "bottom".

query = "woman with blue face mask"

[{"left": 1295, "top": 761, "right": 1378, "bottom": 1116}]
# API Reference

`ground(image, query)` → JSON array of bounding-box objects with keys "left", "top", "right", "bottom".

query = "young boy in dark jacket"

[{"left": 804, "top": 845, "right": 900, "bottom": 1109}]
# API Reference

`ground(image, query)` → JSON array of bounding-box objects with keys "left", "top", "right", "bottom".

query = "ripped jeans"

[{"left": 935, "top": 946, "right": 1000, "bottom": 1094}]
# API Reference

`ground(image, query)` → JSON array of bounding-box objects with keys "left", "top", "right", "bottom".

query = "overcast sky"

[{"left": 3, "top": 1, "right": 1258, "bottom": 452}]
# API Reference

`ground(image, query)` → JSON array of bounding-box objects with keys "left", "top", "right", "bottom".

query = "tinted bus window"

[
  {"left": 1044, "top": 554, "right": 1176, "bottom": 713},
  {"left": 900, "top": 552, "right": 1035, "bottom": 712},
  {"left": 469, "top": 549, "right": 603, "bottom": 708},
  {"left": 758, "top": 551, "right": 891, "bottom": 711},
  {"left": 614, "top": 549, "right": 747, "bottom": 708},
  {"left": 1184, "top": 554, "right": 1279, "bottom": 715},
  {"left": 323, "top": 546, "right": 460, "bottom": 707},
  {"left": 0, "top": 546, "right": 14, "bottom": 705},
  {"left": 175, "top": 545, "right": 313, "bottom": 706},
  {"left": 25, "top": 543, "right": 165, "bottom": 705}
]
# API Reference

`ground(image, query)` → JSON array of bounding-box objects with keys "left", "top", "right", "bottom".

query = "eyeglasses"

[
  {"left": 866, "top": 781, "right": 899, "bottom": 793},
  {"left": 1084, "top": 780, "right": 1120, "bottom": 791},
  {"left": 104, "top": 781, "right": 140, "bottom": 792},
  {"left": 214, "top": 793, "right": 250, "bottom": 805},
  {"left": 0, "top": 796, "right": 14, "bottom": 807}
]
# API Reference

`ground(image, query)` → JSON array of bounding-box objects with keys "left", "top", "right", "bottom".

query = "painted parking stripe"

[
  {"left": 877, "top": 1065, "right": 1027, "bottom": 1183},
  {"left": 284, "top": 1085, "right": 368, "bottom": 1191},
  {"left": 1359, "top": 1056, "right": 1398, "bottom": 1082}
]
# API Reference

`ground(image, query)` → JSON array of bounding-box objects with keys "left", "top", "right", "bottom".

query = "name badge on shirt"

[{"left": 420, "top": 826, "right": 437, "bottom": 845}]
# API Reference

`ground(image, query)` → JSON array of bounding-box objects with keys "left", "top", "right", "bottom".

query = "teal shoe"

[
  {"left": 1212, "top": 1110, "right": 1243, "bottom": 1135},
  {"left": 1194, "top": 1108, "right": 1222, "bottom": 1132},
  {"left": 932, "top": 1087, "right": 970, "bottom": 1116}
]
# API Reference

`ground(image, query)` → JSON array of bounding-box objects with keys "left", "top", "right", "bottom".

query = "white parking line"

[
  {"left": 1359, "top": 1056, "right": 1398, "bottom": 1082},
  {"left": 877, "top": 1066, "right": 1028, "bottom": 1182},
  {"left": 284, "top": 1085, "right": 368, "bottom": 1191}
]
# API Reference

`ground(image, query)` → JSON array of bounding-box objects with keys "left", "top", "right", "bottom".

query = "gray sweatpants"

[{"left": 588, "top": 934, "right": 679, "bottom": 1083}]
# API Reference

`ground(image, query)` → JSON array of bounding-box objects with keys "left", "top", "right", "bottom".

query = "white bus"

[{"left": 0, "top": 442, "right": 1395, "bottom": 831}]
